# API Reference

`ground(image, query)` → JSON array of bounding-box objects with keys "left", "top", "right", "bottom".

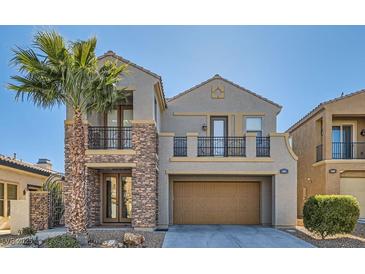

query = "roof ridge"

[
  {"left": 0, "top": 154, "right": 56, "bottom": 175},
  {"left": 167, "top": 74, "right": 282, "bottom": 109},
  {"left": 286, "top": 89, "right": 365, "bottom": 133}
]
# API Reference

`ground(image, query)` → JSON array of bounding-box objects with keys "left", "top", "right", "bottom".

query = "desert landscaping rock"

[
  {"left": 101, "top": 239, "right": 119, "bottom": 248},
  {"left": 281, "top": 223, "right": 365, "bottom": 248},
  {"left": 123, "top": 232, "right": 145, "bottom": 247},
  {"left": 87, "top": 229, "right": 165, "bottom": 248}
]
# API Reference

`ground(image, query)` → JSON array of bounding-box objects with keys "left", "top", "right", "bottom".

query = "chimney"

[{"left": 36, "top": 158, "right": 52, "bottom": 170}]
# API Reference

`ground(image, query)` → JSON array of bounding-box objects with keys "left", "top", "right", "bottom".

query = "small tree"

[
  {"left": 8, "top": 31, "right": 127, "bottom": 236},
  {"left": 303, "top": 195, "right": 360, "bottom": 239}
]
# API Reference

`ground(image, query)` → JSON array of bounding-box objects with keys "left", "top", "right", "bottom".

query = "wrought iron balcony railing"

[
  {"left": 316, "top": 144, "right": 323, "bottom": 162},
  {"left": 332, "top": 142, "right": 365, "bottom": 159},
  {"left": 88, "top": 126, "right": 132, "bottom": 149},
  {"left": 197, "top": 137, "right": 246, "bottom": 157},
  {"left": 256, "top": 136, "right": 270, "bottom": 157},
  {"left": 174, "top": 137, "right": 187, "bottom": 157}
]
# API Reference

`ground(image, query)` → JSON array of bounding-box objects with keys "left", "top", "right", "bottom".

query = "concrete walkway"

[
  {"left": 162, "top": 225, "right": 314, "bottom": 248},
  {"left": 36, "top": 227, "right": 66, "bottom": 241}
]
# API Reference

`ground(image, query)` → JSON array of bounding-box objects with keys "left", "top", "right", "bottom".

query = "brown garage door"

[{"left": 173, "top": 182, "right": 260, "bottom": 224}]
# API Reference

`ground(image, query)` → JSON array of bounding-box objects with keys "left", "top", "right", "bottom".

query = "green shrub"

[
  {"left": 303, "top": 195, "right": 360, "bottom": 239},
  {"left": 19, "top": 227, "right": 37, "bottom": 236},
  {"left": 44, "top": 235, "right": 80, "bottom": 248}
]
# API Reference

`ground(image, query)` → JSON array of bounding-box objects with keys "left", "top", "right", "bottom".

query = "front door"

[
  {"left": 210, "top": 116, "right": 228, "bottom": 156},
  {"left": 103, "top": 174, "right": 132, "bottom": 223}
]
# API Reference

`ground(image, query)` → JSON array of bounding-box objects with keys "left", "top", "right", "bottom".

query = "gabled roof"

[
  {"left": 167, "top": 74, "right": 282, "bottom": 109},
  {"left": 98, "top": 51, "right": 167, "bottom": 108},
  {"left": 286, "top": 89, "right": 365, "bottom": 133},
  {"left": 0, "top": 154, "right": 56, "bottom": 177}
]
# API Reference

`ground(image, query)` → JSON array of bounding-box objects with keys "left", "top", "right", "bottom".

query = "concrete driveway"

[{"left": 162, "top": 225, "right": 313, "bottom": 248}]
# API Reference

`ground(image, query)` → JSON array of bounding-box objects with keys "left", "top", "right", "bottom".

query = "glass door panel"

[
  {"left": 332, "top": 125, "right": 353, "bottom": 159},
  {"left": 120, "top": 176, "right": 132, "bottom": 220},
  {"left": 106, "top": 109, "right": 119, "bottom": 148},
  {"left": 103, "top": 174, "right": 132, "bottom": 223},
  {"left": 210, "top": 117, "right": 228, "bottom": 156},
  {"left": 342, "top": 125, "right": 353, "bottom": 159},
  {"left": 105, "top": 175, "right": 118, "bottom": 222}
]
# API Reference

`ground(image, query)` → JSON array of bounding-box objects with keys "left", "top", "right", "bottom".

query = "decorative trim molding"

[
  {"left": 166, "top": 170, "right": 278, "bottom": 175},
  {"left": 131, "top": 120, "right": 156, "bottom": 125},
  {"left": 159, "top": 132, "right": 175, "bottom": 137},
  {"left": 312, "top": 159, "right": 365, "bottom": 167},
  {"left": 85, "top": 162, "right": 136, "bottom": 168},
  {"left": 173, "top": 112, "right": 266, "bottom": 117},
  {"left": 85, "top": 149, "right": 135, "bottom": 155}
]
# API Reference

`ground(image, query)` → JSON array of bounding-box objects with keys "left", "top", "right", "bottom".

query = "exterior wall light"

[{"left": 202, "top": 124, "right": 207, "bottom": 131}]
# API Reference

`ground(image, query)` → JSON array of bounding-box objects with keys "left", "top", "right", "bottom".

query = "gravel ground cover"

[
  {"left": 88, "top": 229, "right": 165, "bottom": 248},
  {"left": 281, "top": 223, "right": 365, "bottom": 248},
  {"left": 0, "top": 229, "right": 165, "bottom": 248}
]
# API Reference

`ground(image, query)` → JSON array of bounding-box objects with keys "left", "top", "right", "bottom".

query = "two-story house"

[
  {"left": 287, "top": 91, "right": 365, "bottom": 218},
  {"left": 64, "top": 51, "right": 298, "bottom": 230}
]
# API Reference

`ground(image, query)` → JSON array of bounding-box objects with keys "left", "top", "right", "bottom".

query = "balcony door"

[
  {"left": 210, "top": 116, "right": 228, "bottom": 156},
  {"left": 103, "top": 174, "right": 132, "bottom": 223},
  {"left": 105, "top": 105, "right": 133, "bottom": 148},
  {"left": 332, "top": 125, "right": 353, "bottom": 159}
]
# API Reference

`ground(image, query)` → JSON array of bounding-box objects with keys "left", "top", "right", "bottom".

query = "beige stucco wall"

[
  {"left": 0, "top": 166, "right": 46, "bottom": 229},
  {"left": 288, "top": 92, "right": 365, "bottom": 217},
  {"left": 158, "top": 133, "right": 297, "bottom": 227},
  {"left": 162, "top": 78, "right": 281, "bottom": 136},
  {"left": 67, "top": 55, "right": 163, "bottom": 132},
  {"left": 9, "top": 192, "right": 30, "bottom": 235}
]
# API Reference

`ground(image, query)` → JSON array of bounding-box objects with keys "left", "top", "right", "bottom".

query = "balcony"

[
  {"left": 316, "top": 142, "right": 365, "bottom": 161},
  {"left": 197, "top": 137, "right": 246, "bottom": 157},
  {"left": 88, "top": 126, "right": 132, "bottom": 149},
  {"left": 173, "top": 135, "right": 271, "bottom": 158},
  {"left": 332, "top": 142, "right": 365, "bottom": 159}
]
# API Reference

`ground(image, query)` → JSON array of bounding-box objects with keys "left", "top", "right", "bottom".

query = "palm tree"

[{"left": 8, "top": 31, "right": 127, "bottom": 236}]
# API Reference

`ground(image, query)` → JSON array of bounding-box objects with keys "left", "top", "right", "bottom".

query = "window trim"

[
  {"left": 0, "top": 181, "right": 19, "bottom": 218},
  {"left": 245, "top": 116, "right": 263, "bottom": 136}
]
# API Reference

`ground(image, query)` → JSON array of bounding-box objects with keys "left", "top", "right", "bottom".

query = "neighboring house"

[
  {"left": 0, "top": 155, "right": 55, "bottom": 229},
  {"left": 287, "top": 91, "right": 365, "bottom": 218},
  {"left": 64, "top": 50, "right": 298, "bottom": 230}
]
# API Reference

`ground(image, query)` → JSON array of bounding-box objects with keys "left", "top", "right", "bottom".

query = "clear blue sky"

[{"left": 1, "top": 26, "right": 365, "bottom": 172}]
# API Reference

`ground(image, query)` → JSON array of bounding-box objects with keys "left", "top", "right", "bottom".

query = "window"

[
  {"left": 0, "top": 183, "right": 18, "bottom": 217},
  {"left": 246, "top": 117, "right": 262, "bottom": 136},
  {"left": 7, "top": 184, "right": 17, "bottom": 216}
]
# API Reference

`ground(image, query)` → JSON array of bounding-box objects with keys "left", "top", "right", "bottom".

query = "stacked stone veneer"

[
  {"left": 131, "top": 122, "right": 158, "bottom": 229},
  {"left": 29, "top": 191, "right": 49, "bottom": 230},
  {"left": 64, "top": 121, "right": 158, "bottom": 229}
]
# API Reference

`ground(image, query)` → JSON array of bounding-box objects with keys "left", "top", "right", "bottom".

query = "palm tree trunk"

[{"left": 68, "top": 110, "right": 87, "bottom": 236}]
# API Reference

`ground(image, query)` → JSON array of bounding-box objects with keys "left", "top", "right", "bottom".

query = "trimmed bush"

[
  {"left": 303, "top": 195, "right": 360, "bottom": 239},
  {"left": 18, "top": 227, "right": 37, "bottom": 236},
  {"left": 44, "top": 235, "right": 80, "bottom": 248}
]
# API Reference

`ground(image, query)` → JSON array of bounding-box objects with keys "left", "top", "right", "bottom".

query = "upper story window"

[{"left": 246, "top": 117, "right": 262, "bottom": 136}]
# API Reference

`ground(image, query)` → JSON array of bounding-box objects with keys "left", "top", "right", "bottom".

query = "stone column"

[
  {"left": 29, "top": 191, "right": 50, "bottom": 231},
  {"left": 131, "top": 121, "right": 158, "bottom": 230}
]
